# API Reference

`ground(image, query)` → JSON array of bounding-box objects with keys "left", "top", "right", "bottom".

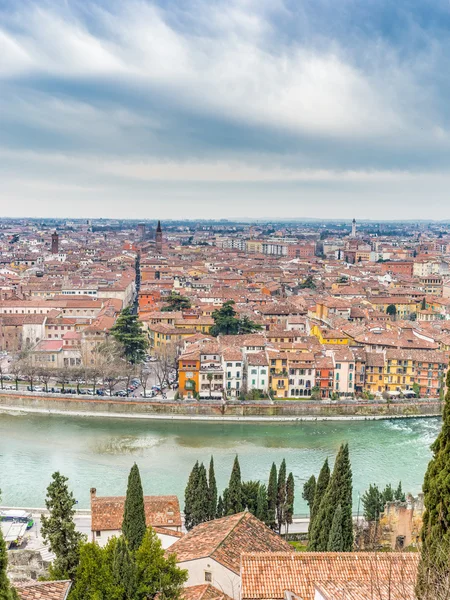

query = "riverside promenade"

[{"left": 0, "top": 390, "right": 442, "bottom": 421}]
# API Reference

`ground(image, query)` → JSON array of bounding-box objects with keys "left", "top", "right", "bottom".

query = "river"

[{"left": 0, "top": 413, "right": 440, "bottom": 512}]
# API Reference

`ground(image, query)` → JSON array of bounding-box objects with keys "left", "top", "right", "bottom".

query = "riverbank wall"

[{"left": 0, "top": 392, "right": 442, "bottom": 421}]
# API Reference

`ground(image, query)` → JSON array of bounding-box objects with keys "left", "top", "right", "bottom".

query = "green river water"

[{"left": 0, "top": 413, "right": 440, "bottom": 513}]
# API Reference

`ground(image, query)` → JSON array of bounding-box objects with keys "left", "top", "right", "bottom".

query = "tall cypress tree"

[
  {"left": 0, "top": 527, "right": 18, "bottom": 600},
  {"left": 216, "top": 496, "right": 224, "bottom": 519},
  {"left": 184, "top": 461, "right": 199, "bottom": 531},
  {"left": 113, "top": 536, "right": 136, "bottom": 600},
  {"left": 308, "top": 458, "right": 330, "bottom": 538},
  {"left": 327, "top": 504, "right": 344, "bottom": 551},
  {"left": 417, "top": 371, "right": 450, "bottom": 599},
  {"left": 267, "top": 463, "right": 278, "bottom": 530},
  {"left": 285, "top": 472, "right": 295, "bottom": 536},
  {"left": 208, "top": 457, "right": 218, "bottom": 520},
  {"left": 302, "top": 475, "right": 316, "bottom": 518},
  {"left": 308, "top": 444, "right": 352, "bottom": 552},
  {"left": 277, "top": 459, "right": 287, "bottom": 533},
  {"left": 227, "top": 456, "right": 243, "bottom": 515},
  {"left": 122, "top": 463, "right": 146, "bottom": 551},
  {"left": 256, "top": 484, "right": 269, "bottom": 526},
  {"left": 193, "top": 463, "right": 210, "bottom": 525}
]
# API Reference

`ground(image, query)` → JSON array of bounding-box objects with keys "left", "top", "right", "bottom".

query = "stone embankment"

[{"left": 0, "top": 391, "right": 442, "bottom": 421}]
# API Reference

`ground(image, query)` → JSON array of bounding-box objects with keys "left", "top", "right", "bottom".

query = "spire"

[{"left": 156, "top": 220, "right": 162, "bottom": 233}]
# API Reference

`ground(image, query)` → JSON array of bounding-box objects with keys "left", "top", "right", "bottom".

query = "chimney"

[{"left": 90, "top": 487, "right": 97, "bottom": 499}]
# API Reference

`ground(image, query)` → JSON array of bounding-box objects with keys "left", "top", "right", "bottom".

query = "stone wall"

[{"left": 0, "top": 392, "right": 442, "bottom": 419}]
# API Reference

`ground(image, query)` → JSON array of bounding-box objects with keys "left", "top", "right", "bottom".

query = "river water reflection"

[{"left": 0, "top": 413, "right": 439, "bottom": 512}]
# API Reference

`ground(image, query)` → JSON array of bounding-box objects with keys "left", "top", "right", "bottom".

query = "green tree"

[
  {"left": 40, "top": 472, "right": 84, "bottom": 579},
  {"left": 308, "top": 458, "right": 330, "bottom": 537},
  {"left": 277, "top": 459, "right": 287, "bottom": 533},
  {"left": 267, "top": 463, "right": 278, "bottom": 530},
  {"left": 216, "top": 496, "right": 224, "bottom": 519},
  {"left": 0, "top": 526, "right": 18, "bottom": 600},
  {"left": 227, "top": 456, "right": 243, "bottom": 515},
  {"left": 361, "top": 484, "right": 383, "bottom": 522},
  {"left": 113, "top": 537, "right": 136, "bottom": 600},
  {"left": 256, "top": 484, "right": 269, "bottom": 526},
  {"left": 327, "top": 504, "right": 344, "bottom": 551},
  {"left": 222, "top": 488, "right": 230, "bottom": 517},
  {"left": 395, "top": 481, "right": 406, "bottom": 502},
  {"left": 299, "top": 275, "right": 316, "bottom": 289},
  {"left": 193, "top": 463, "right": 210, "bottom": 525},
  {"left": 208, "top": 457, "right": 217, "bottom": 521},
  {"left": 386, "top": 304, "right": 397, "bottom": 319},
  {"left": 308, "top": 444, "right": 353, "bottom": 552},
  {"left": 417, "top": 372, "right": 450, "bottom": 599},
  {"left": 161, "top": 292, "right": 191, "bottom": 312},
  {"left": 135, "top": 528, "right": 188, "bottom": 600},
  {"left": 122, "top": 463, "right": 146, "bottom": 552},
  {"left": 110, "top": 307, "right": 148, "bottom": 364},
  {"left": 242, "top": 481, "right": 260, "bottom": 515},
  {"left": 285, "top": 472, "right": 295, "bottom": 536},
  {"left": 70, "top": 540, "right": 122, "bottom": 600},
  {"left": 210, "top": 301, "right": 261, "bottom": 336},
  {"left": 302, "top": 475, "right": 316, "bottom": 518},
  {"left": 184, "top": 462, "right": 199, "bottom": 530},
  {"left": 381, "top": 483, "right": 394, "bottom": 504}
]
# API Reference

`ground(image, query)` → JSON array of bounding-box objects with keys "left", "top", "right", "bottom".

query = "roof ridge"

[{"left": 212, "top": 511, "right": 247, "bottom": 554}]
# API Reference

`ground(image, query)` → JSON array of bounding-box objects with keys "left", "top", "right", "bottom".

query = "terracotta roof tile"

[
  {"left": 169, "top": 512, "right": 291, "bottom": 574},
  {"left": 90, "top": 489, "right": 181, "bottom": 531},
  {"left": 182, "top": 584, "right": 233, "bottom": 600},
  {"left": 16, "top": 580, "right": 71, "bottom": 600},
  {"left": 240, "top": 552, "right": 419, "bottom": 600}
]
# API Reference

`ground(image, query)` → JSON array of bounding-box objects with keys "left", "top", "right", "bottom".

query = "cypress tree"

[
  {"left": 327, "top": 504, "right": 344, "bottom": 551},
  {"left": 394, "top": 481, "right": 406, "bottom": 502},
  {"left": 256, "top": 484, "right": 269, "bottom": 526},
  {"left": 285, "top": 472, "right": 295, "bottom": 536},
  {"left": 277, "top": 459, "right": 287, "bottom": 533},
  {"left": 362, "top": 484, "right": 383, "bottom": 522},
  {"left": 417, "top": 371, "right": 450, "bottom": 599},
  {"left": 302, "top": 475, "right": 316, "bottom": 518},
  {"left": 208, "top": 457, "right": 218, "bottom": 520},
  {"left": 193, "top": 463, "right": 210, "bottom": 525},
  {"left": 308, "top": 458, "right": 330, "bottom": 538},
  {"left": 113, "top": 537, "right": 136, "bottom": 600},
  {"left": 184, "top": 461, "right": 199, "bottom": 530},
  {"left": 122, "top": 463, "right": 146, "bottom": 551},
  {"left": 216, "top": 496, "right": 224, "bottom": 519},
  {"left": 308, "top": 444, "right": 352, "bottom": 552},
  {"left": 267, "top": 463, "right": 278, "bottom": 529},
  {"left": 222, "top": 488, "right": 229, "bottom": 516},
  {"left": 0, "top": 527, "right": 18, "bottom": 600},
  {"left": 242, "top": 481, "right": 260, "bottom": 515},
  {"left": 227, "top": 456, "right": 243, "bottom": 515}
]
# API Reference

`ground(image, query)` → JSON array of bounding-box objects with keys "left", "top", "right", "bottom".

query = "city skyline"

[{"left": 2, "top": 0, "right": 450, "bottom": 218}]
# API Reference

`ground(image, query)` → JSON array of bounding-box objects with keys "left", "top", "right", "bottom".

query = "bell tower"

[
  {"left": 155, "top": 220, "right": 163, "bottom": 254},
  {"left": 51, "top": 231, "right": 59, "bottom": 254}
]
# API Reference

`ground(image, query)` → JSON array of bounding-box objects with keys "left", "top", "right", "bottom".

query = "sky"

[{"left": 2, "top": 0, "right": 450, "bottom": 220}]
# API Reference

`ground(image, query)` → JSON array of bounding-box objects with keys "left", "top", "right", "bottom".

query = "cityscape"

[{"left": 2, "top": 0, "right": 450, "bottom": 598}]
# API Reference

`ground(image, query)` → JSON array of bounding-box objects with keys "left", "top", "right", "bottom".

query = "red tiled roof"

[
  {"left": 169, "top": 512, "right": 291, "bottom": 574},
  {"left": 90, "top": 489, "right": 181, "bottom": 531},
  {"left": 182, "top": 584, "right": 233, "bottom": 600},
  {"left": 240, "top": 552, "right": 419, "bottom": 600},
  {"left": 16, "top": 580, "right": 71, "bottom": 600}
]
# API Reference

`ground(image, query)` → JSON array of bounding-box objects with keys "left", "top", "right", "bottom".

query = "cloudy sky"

[{"left": 1, "top": 0, "right": 450, "bottom": 220}]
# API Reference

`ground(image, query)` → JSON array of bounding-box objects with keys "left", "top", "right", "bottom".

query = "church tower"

[
  {"left": 351, "top": 218, "right": 357, "bottom": 238},
  {"left": 51, "top": 231, "right": 59, "bottom": 254},
  {"left": 155, "top": 220, "right": 163, "bottom": 254}
]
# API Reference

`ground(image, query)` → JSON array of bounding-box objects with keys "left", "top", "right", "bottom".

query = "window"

[
  {"left": 335, "top": 363, "right": 341, "bottom": 369},
  {"left": 96, "top": 531, "right": 101, "bottom": 537},
  {"left": 205, "top": 572, "right": 212, "bottom": 583},
  {"left": 261, "top": 369, "right": 266, "bottom": 374},
  {"left": 252, "top": 379, "right": 256, "bottom": 386}
]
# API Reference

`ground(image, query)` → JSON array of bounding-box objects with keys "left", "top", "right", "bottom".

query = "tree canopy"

[
  {"left": 122, "top": 463, "right": 147, "bottom": 552},
  {"left": 210, "top": 301, "right": 262, "bottom": 336},
  {"left": 110, "top": 307, "right": 148, "bottom": 364},
  {"left": 161, "top": 292, "right": 191, "bottom": 312}
]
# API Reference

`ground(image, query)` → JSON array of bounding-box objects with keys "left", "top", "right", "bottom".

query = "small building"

[
  {"left": 169, "top": 512, "right": 291, "bottom": 599},
  {"left": 90, "top": 488, "right": 182, "bottom": 549}
]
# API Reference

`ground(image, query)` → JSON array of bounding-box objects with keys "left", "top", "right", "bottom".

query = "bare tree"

[
  {"left": 38, "top": 366, "right": 53, "bottom": 393},
  {"left": 153, "top": 343, "right": 179, "bottom": 394},
  {"left": 138, "top": 363, "right": 152, "bottom": 398},
  {"left": 56, "top": 368, "right": 72, "bottom": 393},
  {"left": 9, "top": 355, "right": 22, "bottom": 391},
  {"left": 21, "top": 355, "right": 40, "bottom": 391}
]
